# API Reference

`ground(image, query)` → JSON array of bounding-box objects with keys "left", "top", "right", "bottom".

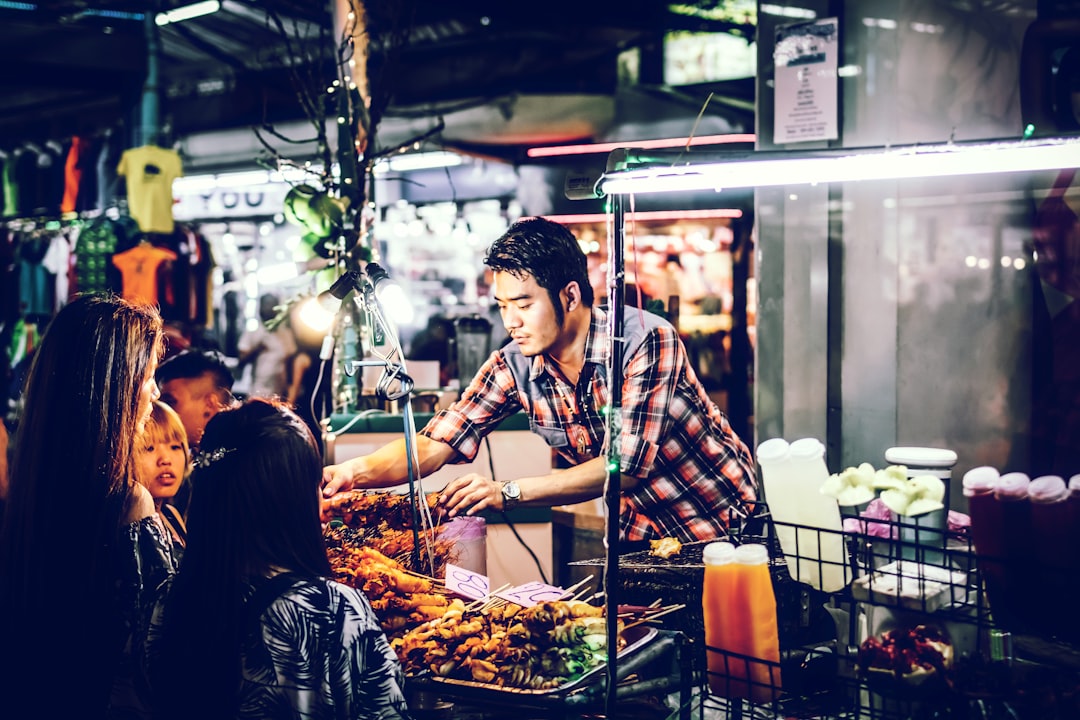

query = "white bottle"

[{"left": 757, "top": 437, "right": 847, "bottom": 592}]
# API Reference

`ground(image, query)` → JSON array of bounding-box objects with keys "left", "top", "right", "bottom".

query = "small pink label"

[
  {"left": 495, "top": 581, "right": 567, "bottom": 607},
  {"left": 444, "top": 563, "right": 490, "bottom": 601}
]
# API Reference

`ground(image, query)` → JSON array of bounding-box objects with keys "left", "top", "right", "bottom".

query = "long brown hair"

[{"left": 0, "top": 294, "right": 163, "bottom": 712}]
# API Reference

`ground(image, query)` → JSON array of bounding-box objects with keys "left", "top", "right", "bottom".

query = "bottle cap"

[
  {"left": 734, "top": 543, "right": 770, "bottom": 565},
  {"left": 1029, "top": 475, "right": 1068, "bottom": 504},
  {"left": 756, "top": 438, "right": 790, "bottom": 464},
  {"left": 788, "top": 437, "right": 825, "bottom": 460},
  {"left": 884, "top": 446, "right": 958, "bottom": 469},
  {"left": 1070, "top": 474, "right": 1080, "bottom": 494},
  {"left": 702, "top": 541, "right": 736, "bottom": 565},
  {"left": 962, "top": 466, "right": 1000, "bottom": 496},
  {"left": 995, "top": 472, "right": 1031, "bottom": 499}
]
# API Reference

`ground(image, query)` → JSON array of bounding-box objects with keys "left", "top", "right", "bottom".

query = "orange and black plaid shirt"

[{"left": 420, "top": 307, "right": 757, "bottom": 542}]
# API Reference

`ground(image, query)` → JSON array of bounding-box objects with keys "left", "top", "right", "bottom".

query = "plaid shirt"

[{"left": 420, "top": 307, "right": 757, "bottom": 542}]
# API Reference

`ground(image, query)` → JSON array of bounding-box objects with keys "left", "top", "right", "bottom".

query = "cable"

[{"left": 483, "top": 434, "right": 550, "bottom": 585}]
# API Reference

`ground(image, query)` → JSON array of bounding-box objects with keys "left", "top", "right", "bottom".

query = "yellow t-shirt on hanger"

[{"left": 117, "top": 145, "right": 183, "bottom": 234}]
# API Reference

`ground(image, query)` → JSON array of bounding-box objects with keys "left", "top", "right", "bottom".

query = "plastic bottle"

[
  {"left": 702, "top": 541, "right": 742, "bottom": 697},
  {"left": 963, "top": 467, "right": 1006, "bottom": 621},
  {"left": 993, "top": 472, "right": 1032, "bottom": 630},
  {"left": 757, "top": 437, "right": 846, "bottom": 592},
  {"left": 1028, "top": 476, "right": 1071, "bottom": 640},
  {"left": 732, "top": 543, "right": 782, "bottom": 704}
]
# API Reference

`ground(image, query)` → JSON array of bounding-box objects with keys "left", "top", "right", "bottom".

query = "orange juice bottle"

[
  {"left": 732, "top": 543, "right": 782, "bottom": 704},
  {"left": 702, "top": 541, "right": 744, "bottom": 697}
]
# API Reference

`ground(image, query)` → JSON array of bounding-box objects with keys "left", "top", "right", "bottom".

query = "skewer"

[
  {"left": 620, "top": 603, "right": 686, "bottom": 632},
  {"left": 559, "top": 574, "right": 595, "bottom": 600}
]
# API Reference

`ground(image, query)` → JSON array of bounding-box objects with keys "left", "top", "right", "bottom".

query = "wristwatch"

[{"left": 500, "top": 480, "right": 521, "bottom": 511}]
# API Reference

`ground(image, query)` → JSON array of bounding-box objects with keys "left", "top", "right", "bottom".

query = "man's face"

[
  {"left": 159, "top": 373, "right": 220, "bottom": 448},
  {"left": 493, "top": 271, "right": 565, "bottom": 358}
]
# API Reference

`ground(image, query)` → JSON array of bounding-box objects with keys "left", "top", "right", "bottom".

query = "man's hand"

[
  {"left": 322, "top": 462, "right": 356, "bottom": 499},
  {"left": 320, "top": 463, "right": 358, "bottom": 522},
  {"left": 440, "top": 473, "right": 504, "bottom": 517}
]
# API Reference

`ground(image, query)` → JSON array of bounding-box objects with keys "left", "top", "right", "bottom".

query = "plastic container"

[
  {"left": 756, "top": 437, "right": 846, "bottom": 592},
  {"left": 991, "top": 472, "right": 1032, "bottom": 630},
  {"left": 884, "top": 447, "right": 957, "bottom": 566},
  {"left": 1028, "top": 476, "right": 1073, "bottom": 640},
  {"left": 963, "top": 467, "right": 1004, "bottom": 609},
  {"left": 702, "top": 541, "right": 741, "bottom": 697},
  {"left": 733, "top": 543, "right": 782, "bottom": 703},
  {"left": 438, "top": 516, "right": 487, "bottom": 574},
  {"left": 702, "top": 542, "right": 782, "bottom": 703}
]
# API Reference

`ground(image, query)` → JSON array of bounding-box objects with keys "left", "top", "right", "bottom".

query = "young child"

[{"left": 134, "top": 401, "right": 191, "bottom": 549}]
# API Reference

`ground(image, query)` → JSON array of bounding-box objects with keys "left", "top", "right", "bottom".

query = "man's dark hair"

[
  {"left": 156, "top": 349, "right": 235, "bottom": 396},
  {"left": 484, "top": 217, "right": 594, "bottom": 325}
]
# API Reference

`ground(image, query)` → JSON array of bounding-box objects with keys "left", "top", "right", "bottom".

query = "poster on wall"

[{"left": 773, "top": 18, "right": 839, "bottom": 144}]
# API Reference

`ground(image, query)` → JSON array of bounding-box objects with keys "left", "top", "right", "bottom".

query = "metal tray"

[{"left": 409, "top": 624, "right": 659, "bottom": 698}]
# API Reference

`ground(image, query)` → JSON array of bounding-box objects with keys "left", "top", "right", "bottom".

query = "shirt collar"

[{"left": 528, "top": 306, "right": 609, "bottom": 381}]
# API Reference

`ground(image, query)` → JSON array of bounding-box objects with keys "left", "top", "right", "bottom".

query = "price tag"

[
  {"left": 444, "top": 563, "right": 490, "bottom": 601},
  {"left": 495, "top": 581, "right": 566, "bottom": 608}
]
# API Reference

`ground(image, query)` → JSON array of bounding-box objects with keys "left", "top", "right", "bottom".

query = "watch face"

[{"left": 503, "top": 481, "right": 521, "bottom": 500}]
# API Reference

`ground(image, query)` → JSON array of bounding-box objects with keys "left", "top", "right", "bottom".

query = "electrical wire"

[{"left": 483, "top": 434, "right": 550, "bottom": 585}]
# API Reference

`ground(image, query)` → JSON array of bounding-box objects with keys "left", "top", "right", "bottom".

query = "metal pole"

[
  {"left": 141, "top": 9, "right": 160, "bottom": 146},
  {"left": 604, "top": 193, "right": 627, "bottom": 716}
]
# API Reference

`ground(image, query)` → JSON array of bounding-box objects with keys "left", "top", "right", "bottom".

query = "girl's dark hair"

[
  {"left": 0, "top": 294, "right": 163, "bottom": 706},
  {"left": 150, "top": 398, "right": 330, "bottom": 718},
  {"left": 484, "top": 217, "right": 594, "bottom": 324}
]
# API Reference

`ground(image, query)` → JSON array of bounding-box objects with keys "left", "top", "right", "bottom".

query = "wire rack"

[{"left": 685, "top": 504, "right": 1080, "bottom": 720}]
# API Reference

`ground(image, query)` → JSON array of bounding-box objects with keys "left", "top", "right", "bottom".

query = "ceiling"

[{"left": 0, "top": 0, "right": 757, "bottom": 163}]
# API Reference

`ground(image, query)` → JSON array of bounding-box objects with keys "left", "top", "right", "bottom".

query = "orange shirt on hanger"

[{"left": 111, "top": 243, "right": 177, "bottom": 305}]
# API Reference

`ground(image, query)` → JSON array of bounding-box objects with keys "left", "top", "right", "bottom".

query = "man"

[
  {"left": 155, "top": 348, "right": 236, "bottom": 450},
  {"left": 322, "top": 217, "right": 757, "bottom": 543},
  {"left": 237, "top": 293, "right": 297, "bottom": 399}
]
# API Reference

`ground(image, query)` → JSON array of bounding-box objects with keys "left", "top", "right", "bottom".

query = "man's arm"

[
  {"left": 439, "top": 456, "right": 640, "bottom": 517},
  {"left": 321, "top": 433, "right": 460, "bottom": 497}
]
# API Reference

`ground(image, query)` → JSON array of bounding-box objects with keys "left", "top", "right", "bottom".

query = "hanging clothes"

[
  {"left": 61, "top": 136, "right": 88, "bottom": 214},
  {"left": 74, "top": 217, "right": 121, "bottom": 294},
  {"left": 116, "top": 145, "right": 183, "bottom": 234},
  {"left": 111, "top": 242, "right": 177, "bottom": 305},
  {"left": 17, "top": 233, "right": 54, "bottom": 318}
]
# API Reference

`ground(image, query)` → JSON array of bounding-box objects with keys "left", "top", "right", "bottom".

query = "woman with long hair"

[
  {"left": 0, "top": 294, "right": 172, "bottom": 717},
  {"left": 145, "top": 398, "right": 411, "bottom": 719}
]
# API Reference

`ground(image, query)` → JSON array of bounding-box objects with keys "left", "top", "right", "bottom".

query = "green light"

[
  {"left": 601, "top": 404, "right": 610, "bottom": 416},
  {"left": 606, "top": 461, "right": 620, "bottom": 472},
  {"left": 1023, "top": 124, "right": 1035, "bottom": 139}
]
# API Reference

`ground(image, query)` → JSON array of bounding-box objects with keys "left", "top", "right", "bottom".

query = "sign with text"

[
  {"left": 173, "top": 182, "right": 291, "bottom": 220},
  {"left": 495, "top": 581, "right": 567, "bottom": 608},
  {"left": 774, "top": 18, "right": 839, "bottom": 144},
  {"left": 444, "top": 563, "right": 490, "bottom": 601}
]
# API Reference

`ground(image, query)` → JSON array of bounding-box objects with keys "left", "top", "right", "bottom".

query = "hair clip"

[{"left": 193, "top": 447, "right": 235, "bottom": 469}]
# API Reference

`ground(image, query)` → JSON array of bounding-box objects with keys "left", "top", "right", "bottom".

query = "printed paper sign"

[
  {"left": 444, "top": 563, "right": 490, "bottom": 601},
  {"left": 774, "top": 18, "right": 839, "bottom": 144},
  {"left": 495, "top": 581, "right": 567, "bottom": 608}
]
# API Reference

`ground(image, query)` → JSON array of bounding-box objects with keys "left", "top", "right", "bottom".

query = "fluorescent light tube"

[
  {"left": 373, "top": 151, "right": 464, "bottom": 174},
  {"left": 156, "top": 0, "right": 220, "bottom": 26},
  {"left": 599, "top": 137, "right": 1080, "bottom": 195}
]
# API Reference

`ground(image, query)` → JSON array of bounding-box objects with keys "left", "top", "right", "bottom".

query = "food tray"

[
  {"left": 408, "top": 624, "right": 658, "bottom": 698},
  {"left": 851, "top": 560, "right": 971, "bottom": 613}
]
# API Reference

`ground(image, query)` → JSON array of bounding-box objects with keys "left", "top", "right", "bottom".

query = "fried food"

[{"left": 649, "top": 537, "right": 683, "bottom": 559}]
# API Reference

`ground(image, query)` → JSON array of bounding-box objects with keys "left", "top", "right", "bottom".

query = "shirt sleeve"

[
  {"left": 419, "top": 351, "right": 521, "bottom": 462},
  {"left": 617, "top": 325, "right": 680, "bottom": 479},
  {"left": 335, "top": 584, "right": 412, "bottom": 720}
]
